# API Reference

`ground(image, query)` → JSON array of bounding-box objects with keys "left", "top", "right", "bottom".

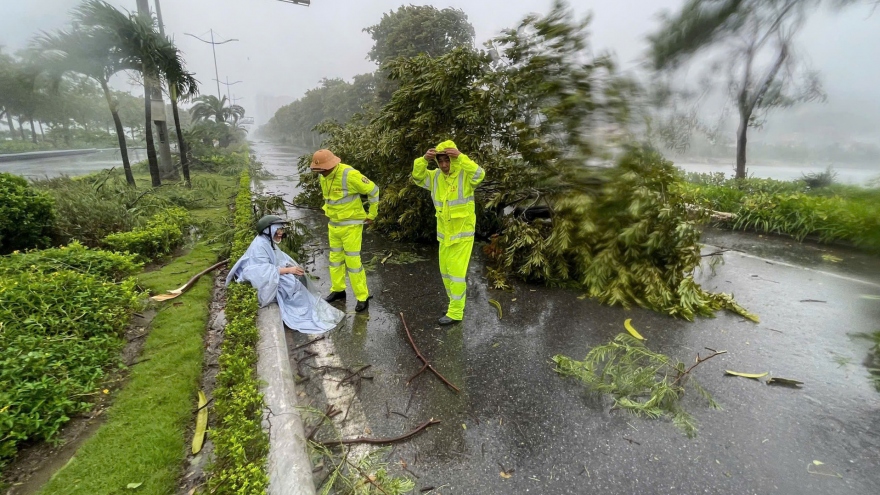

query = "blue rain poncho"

[{"left": 225, "top": 226, "right": 344, "bottom": 334}]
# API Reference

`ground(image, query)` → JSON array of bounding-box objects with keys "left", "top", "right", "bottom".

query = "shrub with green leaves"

[
  {"left": 553, "top": 333, "right": 721, "bottom": 437},
  {"left": 488, "top": 148, "right": 757, "bottom": 321},
  {"left": 296, "top": 4, "right": 751, "bottom": 320},
  {"left": 0, "top": 172, "right": 56, "bottom": 255},
  {"left": 34, "top": 173, "right": 134, "bottom": 247},
  {"left": 0, "top": 241, "right": 141, "bottom": 281},
  {"left": 102, "top": 207, "right": 191, "bottom": 260},
  {"left": 206, "top": 169, "right": 270, "bottom": 494},
  {"left": 680, "top": 177, "right": 880, "bottom": 252},
  {"left": 0, "top": 270, "right": 140, "bottom": 465}
]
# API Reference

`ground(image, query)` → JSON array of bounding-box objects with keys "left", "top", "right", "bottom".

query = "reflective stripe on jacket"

[
  {"left": 412, "top": 140, "right": 485, "bottom": 244},
  {"left": 319, "top": 163, "right": 379, "bottom": 223}
]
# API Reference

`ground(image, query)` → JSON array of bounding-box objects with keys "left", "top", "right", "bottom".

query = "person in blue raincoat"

[{"left": 225, "top": 215, "right": 344, "bottom": 334}]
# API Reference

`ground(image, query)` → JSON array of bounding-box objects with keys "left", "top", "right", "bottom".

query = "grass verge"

[
  {"left": 36, "top": 239, "right": 218, "bottom": 495},
  {"left": 679, "top": 174, "right": 880, "bottom": 252}
]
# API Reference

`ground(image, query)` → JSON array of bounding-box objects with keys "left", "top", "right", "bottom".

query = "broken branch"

[
  {"left": 150, "top": 259, "right": 229, "bottom": 301},
  {"left": 291, "top": 336, "right": 325, "bottom": 352},
  {"left": 399, "top": 312, "right": 461, "bottom": 393},
  {"left": 671, "top": 348, "right": 728, "bottom": 386},
  {"left": 319, "top": 418, "right": 441, "bottom": 447}
]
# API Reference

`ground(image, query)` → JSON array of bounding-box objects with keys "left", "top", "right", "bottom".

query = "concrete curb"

[{"left": 256, "top": 304, "right": 316, "bottom": 495}]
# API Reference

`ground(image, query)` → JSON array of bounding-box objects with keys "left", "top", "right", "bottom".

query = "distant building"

[{"left": 255, "top": 93, "right": 293, "bottom": 127}]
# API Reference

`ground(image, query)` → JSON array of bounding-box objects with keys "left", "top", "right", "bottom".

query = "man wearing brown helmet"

[{"left": 310, "top": 149, "right": 379, "bottom": 312}]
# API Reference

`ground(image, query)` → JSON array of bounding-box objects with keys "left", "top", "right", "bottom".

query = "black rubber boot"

[
  {"left": 438, "top": 315, "right": 461, "bottom": 325},
  {"left": 324, "top": 291, "right": 346, "bottom": 303},
  {"left": 354, "top": 295, "right": 373, "bottom": 313}
]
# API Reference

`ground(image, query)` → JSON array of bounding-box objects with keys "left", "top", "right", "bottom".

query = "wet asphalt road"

[{"left": 252, "top": 141, "right": 880, "bottom": 495}]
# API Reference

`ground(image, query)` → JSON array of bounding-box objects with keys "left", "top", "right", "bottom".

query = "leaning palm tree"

[
  {"left": 74, "top": 0, "right": 183, "bottom": 188},
  {"left": 34, "top": 27, "right": 138, "bottom": 186},
  {"left": 155, "top": 42, "right": 199, "bottom": 186}
]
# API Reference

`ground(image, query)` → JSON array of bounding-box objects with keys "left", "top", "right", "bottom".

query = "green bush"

[
  {"left": 0, "top": 241, "right": 141, "bottom": 281},
  {"left": 0, "top": 173, "right": 56, "bottom": 255},
  {"left": 34, "top": 173, "right": 133, "bottom": 247},
  {"left": 680, "top": 176, "right": 880, "bottom": 252},
  {"left": 0, "top": 141, "right": 56, "bottom": 154},
  {"left": 489, "top": 148, "right": 757, "bottom": 321},
  {"left": 102, "top": 207, "right": 191, "bottom": 260},
  {"left": 0, "top": 270, "right": 140, "bottom": 465}
]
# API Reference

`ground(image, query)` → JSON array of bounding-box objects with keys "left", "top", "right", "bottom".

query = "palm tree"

[
  {"left": 74, "top": 0, "right": 174, "bottom": 187},
  {"left": 190, "top": 95, "right": 244, "bottom": 124},
  {"left": 34, "top": 27, "right": 138, "bottom": 185},
  {"left": 155, "top": 43, "right": 199, "bottom": 186}
]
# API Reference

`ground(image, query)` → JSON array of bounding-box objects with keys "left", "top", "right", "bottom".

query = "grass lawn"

[{"left": 37, "top": 173, "right": 236, "bottom": 495}]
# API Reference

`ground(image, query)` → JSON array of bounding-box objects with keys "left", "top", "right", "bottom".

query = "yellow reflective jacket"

[
  {"left": 319, "top": 163, "right": 379, "bottom": 224},
  {"left": 412, "top": 140, "right": 486, "bottom": 244}
]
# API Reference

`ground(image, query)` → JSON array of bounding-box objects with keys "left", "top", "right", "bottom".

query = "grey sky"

[{"left": 2, "top": 0, "right": 879, "bottom": 133}]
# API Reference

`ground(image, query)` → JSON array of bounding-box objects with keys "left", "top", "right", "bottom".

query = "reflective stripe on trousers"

[
  {"left": 328, "top": 223, "right": 369, "bottom": 301},
  {"left": 439, "top": 238, "right": 474, "bottom": 320}
]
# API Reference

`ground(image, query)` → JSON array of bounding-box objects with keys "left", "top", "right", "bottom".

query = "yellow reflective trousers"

[
  {"left": 328, "top": 223, "right": 369, "bottom": 302},
  {"left": 439, "top": 238, "right": 474, "bottom": 320}
]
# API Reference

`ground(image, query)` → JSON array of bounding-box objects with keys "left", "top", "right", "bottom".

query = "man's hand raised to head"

[
  {"left": 424, "top": 148, "right": 437, "bottom": 161},
  {"left": 443, "top": 148, "right": 461, "bottom": 158}
]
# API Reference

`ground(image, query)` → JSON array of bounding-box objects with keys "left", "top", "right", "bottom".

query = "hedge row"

[
  {"left": 102, "top": 207, "right": 191, "bottom": 261},
  {"left": 0, "top": 249, "right": 141, "bottom": 466},
  {"left": 206, "top": 169, "right": 270, "bottom": 493},
  {"left": 679, "top": 177, "right": 880, "bottom": 252}
]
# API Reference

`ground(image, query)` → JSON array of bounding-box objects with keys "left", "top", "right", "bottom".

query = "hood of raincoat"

[{"left": 434, "top": 139, "right": 461, "bottom": 174}]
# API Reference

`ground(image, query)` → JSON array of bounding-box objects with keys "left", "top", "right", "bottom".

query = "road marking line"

[
  {"left": 311, "top": 335, "right": 372, "bottom": 459},
  {"left": 706, "top": 245, "right": 880, "bottom": 289}
]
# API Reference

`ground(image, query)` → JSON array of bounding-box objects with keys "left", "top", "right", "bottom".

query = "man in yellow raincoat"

[
  {"left": 413, "top": 140, "right": 486, "bottom": 325},
  {"left": 311, "top": 149, "right": 379, "bottom": 312}
]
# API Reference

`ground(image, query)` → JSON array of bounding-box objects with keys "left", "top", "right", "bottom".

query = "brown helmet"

[{"left": 310, "top": 149, "right": 341, "bottom": 171}]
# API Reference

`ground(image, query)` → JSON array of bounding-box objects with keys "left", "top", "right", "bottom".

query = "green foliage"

[
  {"left": 0, "top": 269, "right": 139, "bottom": 466},
  {"left": 364, "top": 5, "right": 475, "bottom": 64},
  {"left": 206, "top": 169, "right": 270, "bottom": 494},
  {"left": 680, "top": 176, "right": 880, "bottom": 252},
  {"left": 863, "top": 330, "right": 880, "bottom": 392},
  {"left": 309, "top": 441, "right": 416, "bottom": 495},
  {"left": 294, "top": 3, "right": 750, "bottom": 320},
  {"left": 801, "top": 166, "right": 838, "bottom": 189},
  {"left": 262, "top": 74, "right": 379, "bottom": 147},
  {"left": 490, "top": 148, "right": 757, "bottom": 320},
  {"left": 35, "top": 168, "right": 228, "bottom": 247},
  {"left": 0, "top": 241, "right": 141, "bottom": 281},
  {"left": 101, "top": 207, "right": 190, "bottom": 260},
  {"left": 553, "top": 333, "right": 721, "bottom": 437},
  {"left": 0, "top": 140, "right": 57, "bottom": 153},
  {"left": 0, "top": 172, "right": 56, "bottom": 254},
  {"left": 38, "top": 242, "right": 220, "bottom": 495},
  {"left": 35, "top": 172, "right": 132, "bottom": 246}
]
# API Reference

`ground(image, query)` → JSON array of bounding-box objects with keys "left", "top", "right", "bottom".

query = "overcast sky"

[{"left": 2, "top": 0, "right": 879, "bottom": 131}]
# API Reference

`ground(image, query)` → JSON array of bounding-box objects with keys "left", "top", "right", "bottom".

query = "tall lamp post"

[
  {"left": 184, "top": 30, "right": 239, "bottom": 100},
  {"left": 215, "top": 77, "right": 243, "bottom": 105}
]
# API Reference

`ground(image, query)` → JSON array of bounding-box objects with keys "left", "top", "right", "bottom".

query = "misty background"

[{"left": 2, "top": 0, "right": 879, "bottom": 169}]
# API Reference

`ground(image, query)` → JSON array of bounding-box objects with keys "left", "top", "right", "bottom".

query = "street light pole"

[
  {"left": 185, "top": 30, "right": 238, "bottom": 101},
  {"left": 215, "top": 77, "right": 243, "bottom": 105}
]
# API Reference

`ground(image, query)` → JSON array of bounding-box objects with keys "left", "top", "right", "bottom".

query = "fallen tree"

[{"left": 296, "top": 1, "right": 755, "bottom": 321}]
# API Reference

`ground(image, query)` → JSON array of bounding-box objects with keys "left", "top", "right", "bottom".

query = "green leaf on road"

[{"left": 725, "top": 370, "right": 768, "bottom": 379}]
